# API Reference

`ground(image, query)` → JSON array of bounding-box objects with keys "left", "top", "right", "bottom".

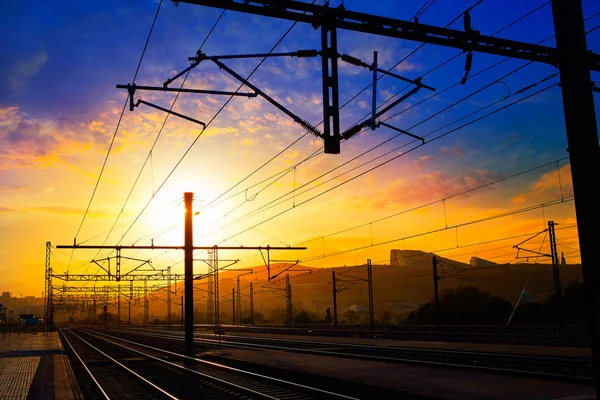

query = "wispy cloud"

[
  {"left": 511, "top": 164, "right": 572, "bottom": 204},
  {"left": 27, "top": 206, "right": 111, "bottom": 218},
  {"left": 9, "top": 51, "right": 48, "bottom": 91}
]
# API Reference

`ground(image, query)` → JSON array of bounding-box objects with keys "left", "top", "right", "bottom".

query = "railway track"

[
  {"left": 176, "top": 324, "right": 588, "bottom": 347},
  {"left": 110, "top": 327, "right": 594, "bottom": 385},
  {"left": 61, "top": 327, "right": 405, "bottom": 400}
]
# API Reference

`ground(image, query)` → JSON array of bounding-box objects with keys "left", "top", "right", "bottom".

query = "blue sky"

[{"left": 1, "top": 0, "right": 598, "bottom": 294}]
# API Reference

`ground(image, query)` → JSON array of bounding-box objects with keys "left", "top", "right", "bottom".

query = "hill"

[{"left": 136, "top": 250, "right": 581, "bottom": 324}]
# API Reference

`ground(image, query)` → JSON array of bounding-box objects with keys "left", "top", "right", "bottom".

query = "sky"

[{"left": 1, "top": 0, "right": 599, "bottom": 296}]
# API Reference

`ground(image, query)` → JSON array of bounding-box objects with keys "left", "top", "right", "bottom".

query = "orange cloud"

[
  {"left": 511, "top": 164, "right": 572, "bottom": 204},
  {"left": 27, "top": 206, "right": 111, "bottom": 217}
]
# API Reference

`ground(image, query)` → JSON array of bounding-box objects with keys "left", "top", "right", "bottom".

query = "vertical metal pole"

[
  {"left": 144, "top": 280, "right": 148, "bottom": 326},
  {"left": 181, "top": 295, "right": 184, "bottom": 327},
  {"left": 320, "top": 24, "right": 341, "bottom": 154},
  {"left": 367, "top": 259, "right": 375, "bottom": 330},
  {"left": 285, "top": 274, "right": 293, "bottom": 327},
  {"left": 44, "top": 242, "right": 50, "bottom": 334},
  {"left": 548, "top": 221, "right": 563, "bottom": 329},
  {"left": 213, "top": 246, "right": 220, "bottom": 329},
  {"left": 232, "top": 288, "right": 235, "bottom": 325},
  {"left": 129, "top": 281, "right": 132, "bottom": 325},
  {"left": 236, "top": 276, "right": 241, "bottom": 324},
  {"left": 207, "top": 250, "right": 214, "bottom": 325},
  {"left": 551, "top": 1, "right": 600, "bottom": 395},
  {"left": 167, "top": 266, "right": 172, "bottom": 330},
  {"left": 548, "top": 221, "right": 562, "bottom": 297},
  {"left": 288, "top": 283, "right": 293, "bottom": 327},
  {"left": 332, "top": 271, "right": 338, "bottom": 328},
  {"left": 371, "top": 52, "right": 378, "bottom": 130},
  {"left": 117, "top": 285, "right": 121, "bottom": 326},
  {"left": 433, "top": 256, "right": 440, "bottom": 327},
  {"left": 250, "top": 282, "right": 254, "bottom": 326},
  {"left": 116, "top": 248, "right": 121, "bottom": 281},
  {"left": 184, "top": 192, "right": 194, "bottom": 354}
]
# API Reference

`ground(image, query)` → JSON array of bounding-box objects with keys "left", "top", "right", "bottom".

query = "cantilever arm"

[
  {"left": 212, "top": 59, "right": 322, "bottom": 138},
  {"left": 136, "top": 99, "right": 206, "bottom": 128}
]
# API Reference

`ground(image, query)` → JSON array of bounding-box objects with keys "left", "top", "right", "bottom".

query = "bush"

[{"left": 405, "top": 286, "right": 513, "bottom": 324}]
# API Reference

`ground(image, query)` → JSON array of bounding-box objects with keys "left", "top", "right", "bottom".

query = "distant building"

[
  {"left": 470, "top": 257, "right": 498, "bottom": 268},
  {"left": 390, "top": 250, "right": 431, "bottom": 266},
  {"left": 561, "top": 252, "right": 567, "bottom": 266}
]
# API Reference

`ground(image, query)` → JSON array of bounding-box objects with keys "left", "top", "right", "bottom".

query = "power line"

[
  {"left": 294, "top": 157, "right": 569, "bottom": 245},
  {"left": 219, "top": 82, "right": 558, "bottom": 247},
  {"left": 118, "top": 2, "right": 317, "bottom": 244},
  {"left": 73, "top": 0, "right": 163, "bottom": 244},
  {"left": 199, "top": 75, "right": 558, "bottom": 241},
  {"left": 350, "top": 1, "right": 552, "bottom": 131},
  {"left": 197, "top": 68, "right": 552, "bottom": 239},
  {"left": 198, "top": 1, "right": 555, "bottom": 235},
  {"left": 108, "top": 10, "right": 226, "bottom": 247},
  {"left": 201, "top": 0, "right": 486, "bottom": 213},
  {"left": 299, "top": 196, "right": 573, "bottom": 263}
]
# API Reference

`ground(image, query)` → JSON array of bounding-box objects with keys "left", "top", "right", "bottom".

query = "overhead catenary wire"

[
  {"left": 197, "top": 73, "right": 559, "bottom": 241},
  {"left": 196, "top": 65, "right": 555, "bottom": 240},
  {"left": 68, "top": 0, "right": 164, "bottom": 274},
  {"left": 117, "top": 1, "right": 318, "bottom": 245},
  {"left": 213, "top": 82, "right": 559, "bottom": 249},
  {"left": 201, "top": 0, "right": 487, "bottom": 213},
  {"left": 299, "top": 196, "right": 573, "bottom": 264},
  {"left": 73, "top": 0, "right": 163, "bottom": 245},
  {"left": 293, "top": 157, "right": 570, "bottom": 246},
  {"left": 196, "top": 0, "right": 557, "bottom": 235}
]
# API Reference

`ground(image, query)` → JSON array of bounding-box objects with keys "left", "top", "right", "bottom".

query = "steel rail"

[
  {"left": 64, "top": 328, "right": 178, "bottom": 399},
  {"left": 115, "top": 327, "right": 590, "bottom": 363},
  {"left": 59, "top": 328, "right": 111, "bottom": 400},
  {"left": 79, "top": 327, "right": 359, "bottom": 399},
  {"left": 112, "top": 327, "right": 593, "bottom": 384}
]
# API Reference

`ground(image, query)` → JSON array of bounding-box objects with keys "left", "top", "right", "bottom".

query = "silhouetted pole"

[
  {"left": 232, "top": 288, "right": 235, "bottom": 325},
  {"left": 117, "top": 285, "right": 121, "bottom": 326},
  {"left": 250, "top": 282, "right": 254, "bottom": 326},
  {"left": 332, "top": 271, "right": 338, "bottom": 328},
  {"left": 548, "top": 220, "right": 562, "bottom": 329},
  {"left": 181, "top": 295, "right": 184, "bottom": 327},
  {"left": 432, "top": 256, "right": 440, "bottom": 327},
  {"left": 551, "top": 1, "right": 600, "bottom": 396},
  {"left": 184, "top": 192, "right": 194, "bottom": 355},
  {"left": 285, "top": 274, "right": 292, "bottom": 328},
  {"left": 367, "top": 259, "right": 375, "bottom": 330}
]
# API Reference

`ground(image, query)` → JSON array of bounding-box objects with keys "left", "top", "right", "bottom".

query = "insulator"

[
  {"left": 465, "top": 52, "right": 473, "bottom": 72},
  {"left": 297, "top": 119, "right": 322, "bottom": 137},
  {"left": 464, "top": 10, "right": 472, "bottom": 31},
  {"left": 340, "top": 53, "right": 364, "bottom": 67}
]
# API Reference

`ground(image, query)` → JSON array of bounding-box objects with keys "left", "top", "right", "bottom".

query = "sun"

[{"left": 144, "top": 180, "right": 221, "bottom": 246}]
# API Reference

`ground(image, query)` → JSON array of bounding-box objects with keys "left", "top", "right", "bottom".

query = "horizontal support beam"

[
  {"left": 175, "top": 0, "right": 600, "bottom": 70},
  {"left": 57, "top": 245, "right": 306, "bottom": 251},
  {"left": 116, "top": 83, "right": 257, "bottom": 97},
  {"left": 189, "top": 49, "right": 319, "bottom": 61}
]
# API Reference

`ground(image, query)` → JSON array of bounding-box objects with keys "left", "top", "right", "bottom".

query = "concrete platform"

[
  {"left": 199, "top": 330, "right": 592, "bottom": 358},
  {"left": 206, "top": 347, "right": 595, "bottom": 400},
  {"left": 0, "top": 332, "right": 81, "bottom": 399}
]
